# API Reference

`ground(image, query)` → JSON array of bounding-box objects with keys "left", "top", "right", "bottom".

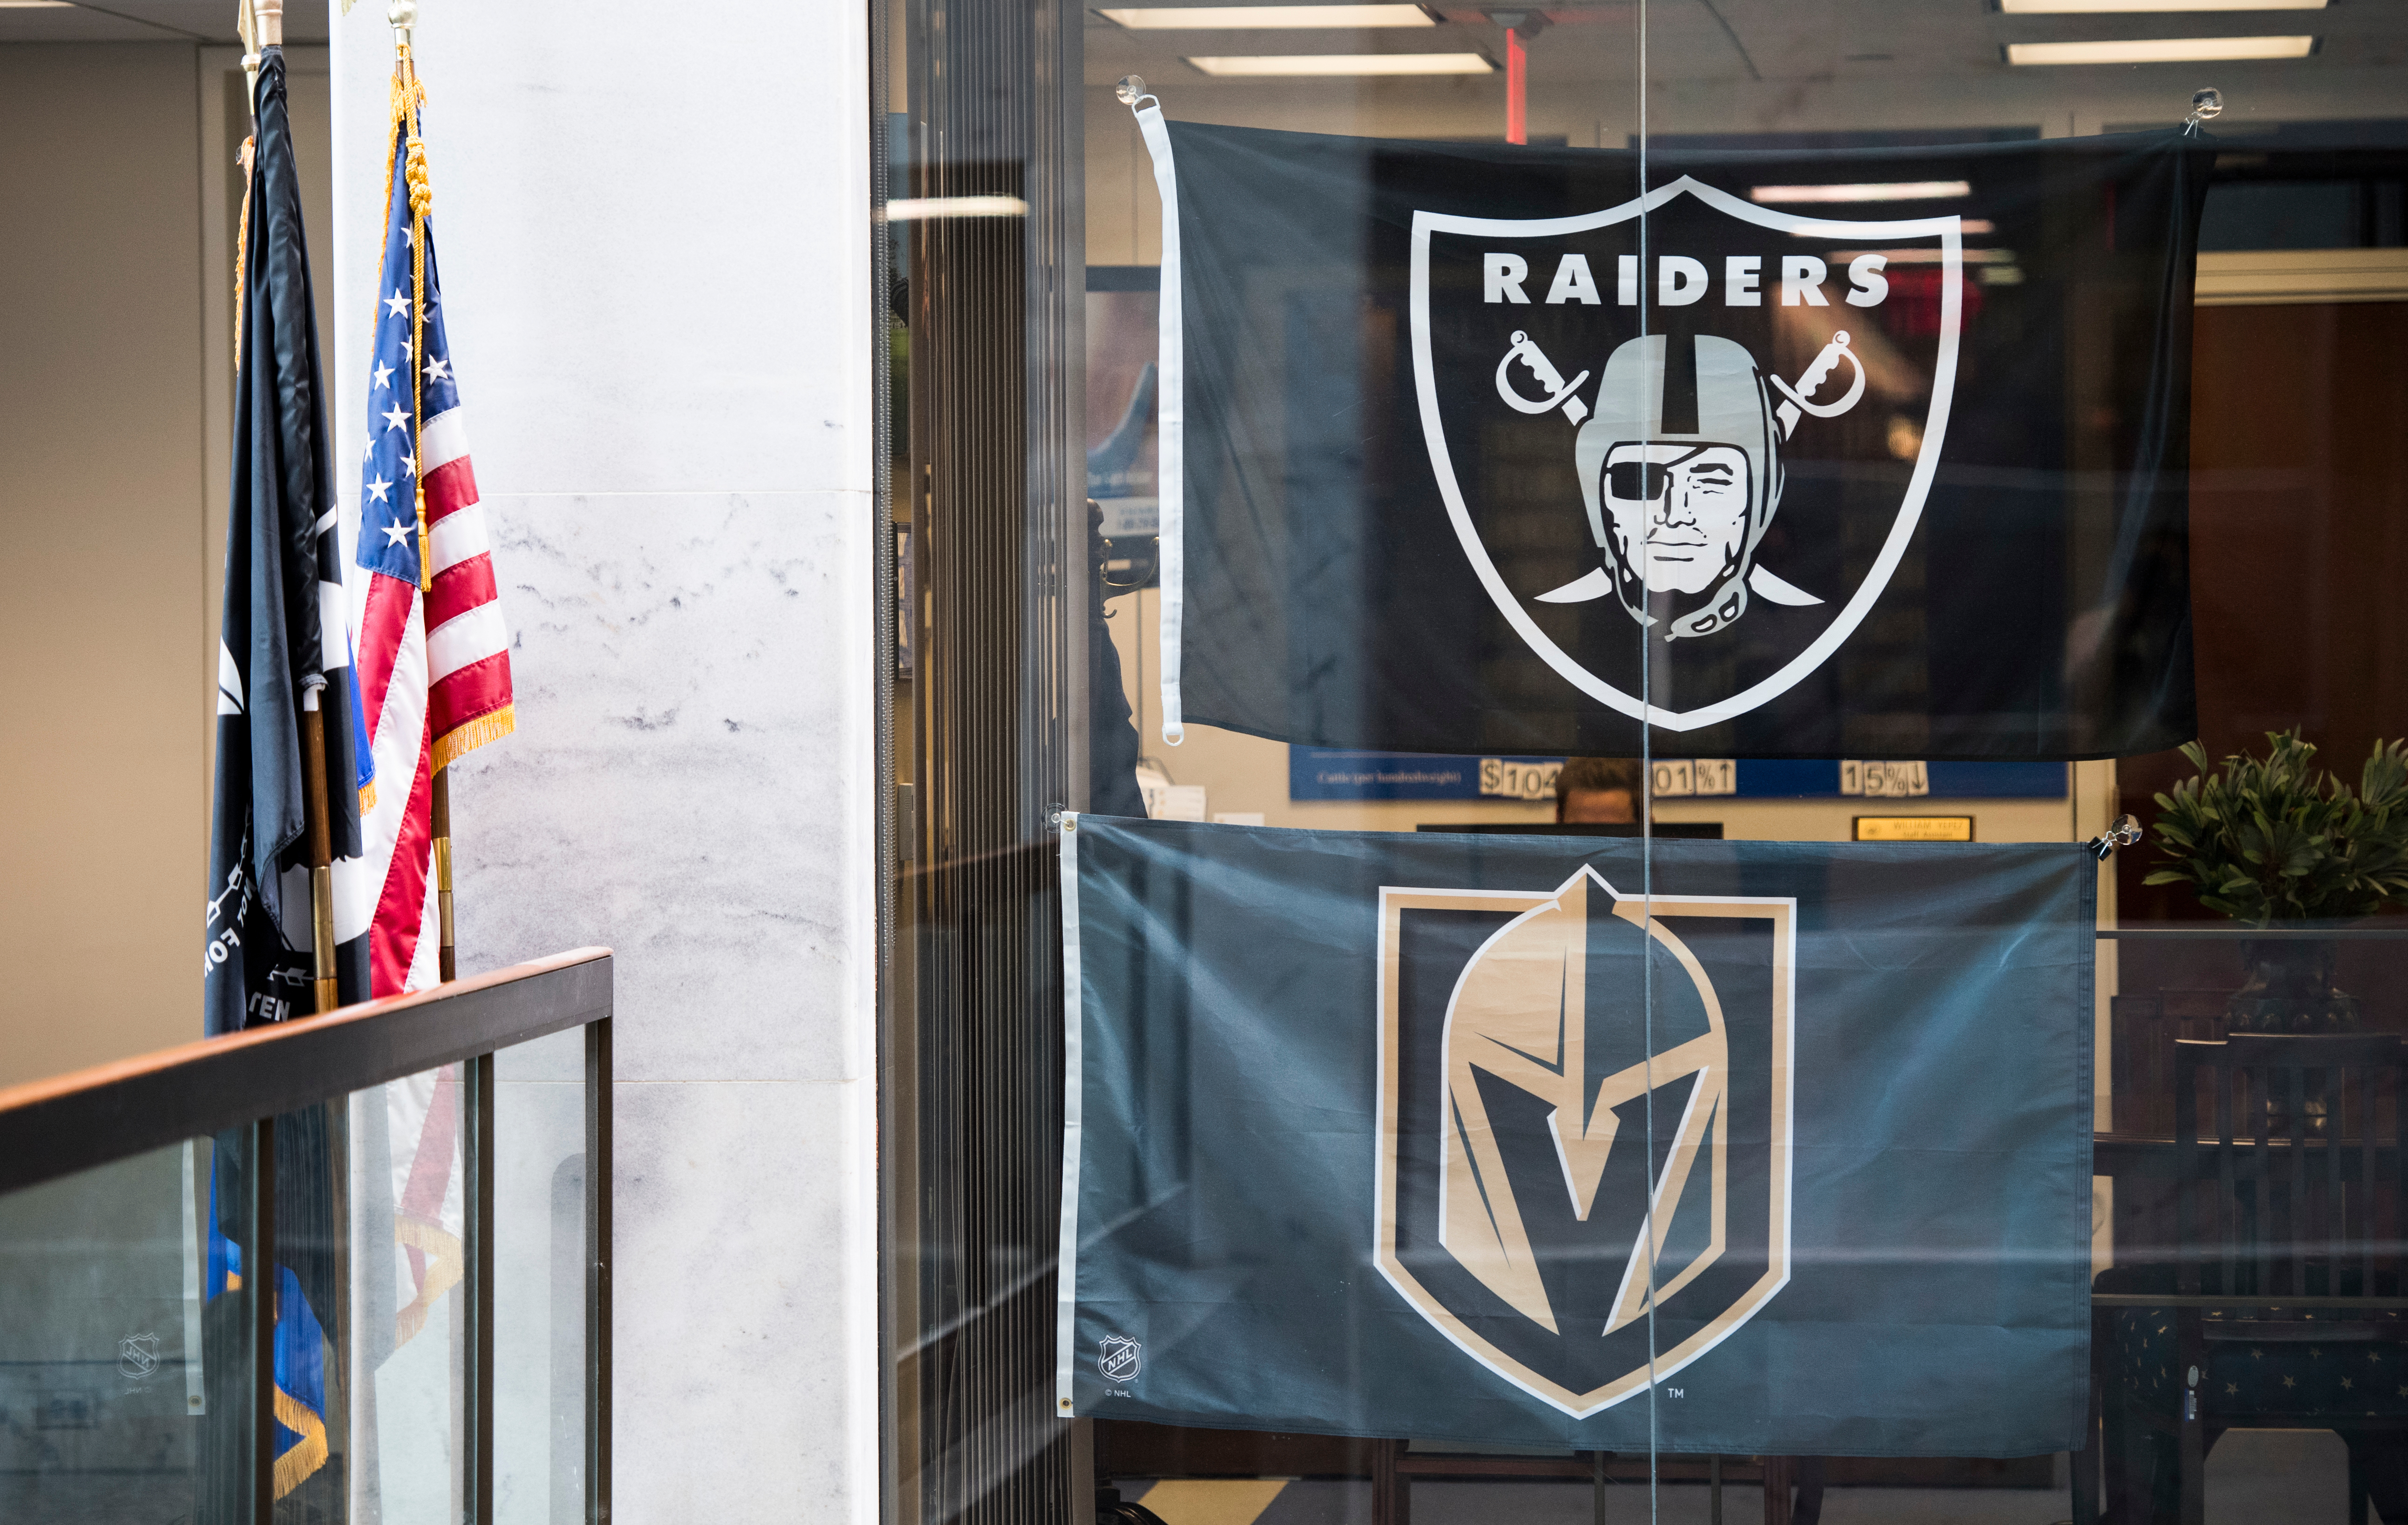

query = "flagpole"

[
  {"left": 241, "top": 0, "right": 343, "bottom": 1020},
  {"left": 386, "top": 0, "right": 457, "bottom": 987},
  {"left": 432, "top": 770, "right": 456, "bottom": 983},
  {"left": 298, "top": 711, "right": 341, "bottom": 1016}
]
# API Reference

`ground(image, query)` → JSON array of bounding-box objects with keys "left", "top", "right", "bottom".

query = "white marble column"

[{"left": 331, "top": 4, "right": 876, "bottom": 1519}]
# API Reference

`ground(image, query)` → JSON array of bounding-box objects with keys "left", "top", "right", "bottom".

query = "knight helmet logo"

[
  {"left": 1375, "top": 866, "right": 1795, "bottom": 1416},
  {"left": 1410, "top": 175, "right": 1963, "bottom": 731}
]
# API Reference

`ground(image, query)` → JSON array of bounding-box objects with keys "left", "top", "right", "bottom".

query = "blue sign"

[
  {"left": 1289, "top": 750, "right": 1559, "bottom": 802},
  {"left": 1736, "top": 760, "right": 2066, "bottom": 799},
  {"left": 1290, "top": 750, "right": 2065, "bottom": 802}
]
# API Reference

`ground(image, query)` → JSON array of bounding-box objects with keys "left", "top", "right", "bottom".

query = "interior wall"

[
  {"left": 2117, "top": 300, "right": 2408, "bottom": 925},
  {"left": 0, "top": 43, "right": 204, "bottom": 1089},
  {"left": 329, "top": 4, "right": 879, "bottom": 1518},
  {"left": 0, "top": 44, "right": 333, "bottom": 1092}
]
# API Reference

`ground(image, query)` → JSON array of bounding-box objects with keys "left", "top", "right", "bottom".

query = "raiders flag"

[
  {"left": 1057, "top": 816, "right": 2094, "bottom": 1453},
  {"left": 1132, "top": 105, "right": 2209, "bottom": 758}
]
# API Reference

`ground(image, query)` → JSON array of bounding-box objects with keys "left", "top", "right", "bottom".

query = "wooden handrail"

[{"left": 0, "top": 947, "right": 612, "bottom": 1194}]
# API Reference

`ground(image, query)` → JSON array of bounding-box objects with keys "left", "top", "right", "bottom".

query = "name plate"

[{"left": 1854, "top": 815, "right": 1976, "bottom": 842}]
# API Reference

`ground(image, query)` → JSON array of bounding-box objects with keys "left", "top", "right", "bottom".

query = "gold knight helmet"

[{"left": 1574, "top": 334, "right": 1786, "bottom": 641}]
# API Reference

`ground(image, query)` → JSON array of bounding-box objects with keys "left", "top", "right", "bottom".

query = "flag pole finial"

[
  {"left": 388, "top": 0, "right": 417, "bottom": 40},
  {"left": 236, "top": 0, "right": 260, "bottom": 96}
]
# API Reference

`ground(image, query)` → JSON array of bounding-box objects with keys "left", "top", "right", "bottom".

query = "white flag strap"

[
  {"left": 1123, "top": 79, "right": 1186, "bottom": 747},
  {"left": 1052, "top": 812, "right": 1087, "bottom": 1415}
]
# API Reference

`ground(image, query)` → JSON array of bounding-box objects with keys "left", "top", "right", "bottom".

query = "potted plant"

[{"left": 2145, "top": 730, "right": 2408, "bottom": 1033}]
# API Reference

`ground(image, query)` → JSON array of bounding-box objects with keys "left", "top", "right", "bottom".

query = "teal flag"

[{"left": 1057, "top": 816, "right": 2094, "bottom": 1454}]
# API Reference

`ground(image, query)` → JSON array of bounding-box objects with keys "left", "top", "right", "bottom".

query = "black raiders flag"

[
  {"left": 1131, "top": 104, "right": 2209, "bottom": 759},
  {"left": 205, "top": 47, "right": 371, "bottom": 1036}
]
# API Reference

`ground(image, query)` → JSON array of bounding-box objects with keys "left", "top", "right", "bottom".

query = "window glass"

[{"left": 881, "top": 2, "right": 2408, "bottom": 1518}]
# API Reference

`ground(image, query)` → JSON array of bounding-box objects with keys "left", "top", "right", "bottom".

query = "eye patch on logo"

[
  {"left": 1605, "top": 449, "right": 1729, "bottom": 502},
  {"left": 1605, "top": 461, "right": 1674, "bottom": 501}
]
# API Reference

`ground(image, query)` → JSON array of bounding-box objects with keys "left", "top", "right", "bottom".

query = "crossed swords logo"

[{"left": 1496, "top": 328, "right": 1866, "bottom": 442}]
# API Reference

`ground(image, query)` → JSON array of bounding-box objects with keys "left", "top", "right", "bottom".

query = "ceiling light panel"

[
  {"left": 2000, "top": 0, "right": 2322, "bottom": 10},
  {"left": 1186, "top": 51, "right": 1494, "bottom": 74},
  {"left": 886, "top": 196, "right": 1030, "bottom": 220},
  {"left": 1102, "top": 5, "right": 1436, "bottom": 27},
  {"left": 1752, "top": 180, "right": 1972, "bottom": 204},
  {"left": 2006, "top": 34, "right": 2315, "bottom": 63}
]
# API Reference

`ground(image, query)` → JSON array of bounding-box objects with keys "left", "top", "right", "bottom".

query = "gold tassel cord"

[
  {"left": 401, "top": 49, "right": 435, "bottom": 595},
  {"left": 375, "top": 48, "right": 425, "bottom": 332},
  {"left": 410, "top": 203, "right": 432, "bottom": 594},
  {"left": 232, "top": 138, "right": 254, "bottom": 372}
]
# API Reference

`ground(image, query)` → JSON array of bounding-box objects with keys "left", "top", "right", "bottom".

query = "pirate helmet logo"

[
  {"left": 1408, "top": 175, "right": 1960, "bottom": 731},
  {"left": 1578, "top": 333, "right": 1784, "bottom": 640}
]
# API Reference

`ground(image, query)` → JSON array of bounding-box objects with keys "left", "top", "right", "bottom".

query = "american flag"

[{"left": 353, "top": 117, "right": 512, "bottom": 998}]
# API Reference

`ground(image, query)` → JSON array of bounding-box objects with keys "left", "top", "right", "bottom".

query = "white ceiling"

[
  {"left": 1088, "top": 0, "right": 2408, "bottom": 86},
  {"left": 1079, "top": 0, "right": 2408, "bottom": 140},
  {"left": 0, "top": 0, "right": 327, "bottom": 45}
]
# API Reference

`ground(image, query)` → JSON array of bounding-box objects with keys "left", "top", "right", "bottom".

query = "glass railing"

[{"left": 0, "top": 947, "right": 612, "bottom": 1525}]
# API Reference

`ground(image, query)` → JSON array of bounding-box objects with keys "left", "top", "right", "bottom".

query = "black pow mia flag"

[
  {"left": 205, "top": 47, "right": 370, "bottom": 1037},
  {"left": 1136, "top": 113, "right": 2209, "bottom": 759}
]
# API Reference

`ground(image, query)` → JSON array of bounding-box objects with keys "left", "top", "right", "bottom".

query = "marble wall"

[{"left": 330, "top": 4, "right": 877, "bottom": 1519}]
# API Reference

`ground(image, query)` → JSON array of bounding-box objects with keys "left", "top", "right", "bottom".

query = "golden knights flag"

[
  {"left": 1057, "top": 816, "right": 2095, "bottom": 1453},
  {"left": 1130, "top": 111, "right": 2210, "bottom": 759}
]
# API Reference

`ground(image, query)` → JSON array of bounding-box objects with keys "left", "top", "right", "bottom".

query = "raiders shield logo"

[
  {"left": 1374, "top": 867, "right": 1795, "bottom": 1415},
  {"left": 1409, "top": 176, "right": 1963, "bottom": 731}
]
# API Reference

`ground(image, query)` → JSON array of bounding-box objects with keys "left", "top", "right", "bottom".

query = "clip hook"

[
  {"left": 2086, "top": 813, "right": 2143, "bottom": 862},
  {"left": 2184, "top": 87, "right": 2223, "bottom": 135}
]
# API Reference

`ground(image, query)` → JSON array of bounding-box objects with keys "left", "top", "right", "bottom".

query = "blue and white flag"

[{"left": 1057, "top": 816, "right": 2095, "bottom": 1455}]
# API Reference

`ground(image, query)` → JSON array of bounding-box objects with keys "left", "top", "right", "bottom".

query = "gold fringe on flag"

[
  {"left": 431, "top": 704, "right": 516, "bottom": 775},
  {"left": 391, "top": 1215, "right": 464, "bottom": 1348},
  {"left": 270, "top": 1383, "right": 329, "bottom": 1499}
]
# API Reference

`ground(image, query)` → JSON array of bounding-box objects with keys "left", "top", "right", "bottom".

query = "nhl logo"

[
  {"left": 1373, "top": 866, "right": 1795, "bottom": 1415},
  {"left": 1409, "top": 175, "right": 1964, "bottom": 731},
  {"left": 1098, "top": 1335, "right": 1144, "bottom": 1384},
  {"left": 118, "top": 1332, "right": 160, "bottom": 1381}
]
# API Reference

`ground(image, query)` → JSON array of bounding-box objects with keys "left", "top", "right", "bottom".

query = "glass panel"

[
  {"left": 0, "top": 1139, "right": 234, "bottom": 1523},
  {"left": 1640, "top": 3, "right": 2408, "bottom": 1521},
  {"left": 273, "top": 1103, "right": 350, "bottom": 1523},
  {"left": 892, "top": 0, "right": 2407, "bottom": 1512},
  {"left": 1069, "top": 8, "right": 1658, "bottom": 1519},
  {"left": 346, "top": 1064, "right": 467, "bottom": 1524},
  {"left": 493, "top": 1027, "right": 590, "bottom": 1525}
]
